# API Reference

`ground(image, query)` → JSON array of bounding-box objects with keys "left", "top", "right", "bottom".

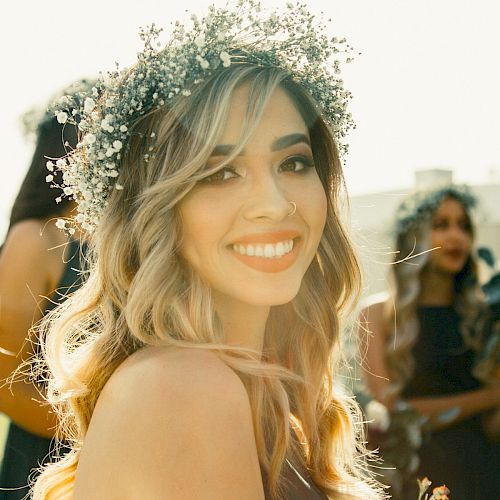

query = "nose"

[
  {"left": 447, "top": 223, "right": 469, "bottom": 243},
  {"left": 242, "top": 173, "right": 291, "bottom": 222}
]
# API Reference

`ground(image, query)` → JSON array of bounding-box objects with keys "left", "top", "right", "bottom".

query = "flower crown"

[
  {"left": 49, "top": 0, "right": 356, "bottom": 233},
  {"left": 394, "top": 185, "right": 477, "bottom": 237}
]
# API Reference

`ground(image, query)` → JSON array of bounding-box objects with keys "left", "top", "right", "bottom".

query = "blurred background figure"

[
  {"left": 0, "top": 81, "right": 90, "bottom": 499},
  {"left": 358, "top": 185, "right": 500, "bottom": 499}
]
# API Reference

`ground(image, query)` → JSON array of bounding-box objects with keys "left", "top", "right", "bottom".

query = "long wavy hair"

[
  {"left": 383, "top": 187, "right": 487, "bottom": 396},
  {"left": 32, "top": 64, "right": 383, "bottom": 499}
]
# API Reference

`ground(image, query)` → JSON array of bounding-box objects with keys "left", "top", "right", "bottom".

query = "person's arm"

[
  {"left": 359, "top": 300, "right": 500, "bottom": 431},
  {"left": 73, "top": 346, "right": 265, "bottom": 500},
  {"left": 408, "top": 385, "right": 500, "bottom": 431},
  {"left": 482, "top": 405, "right": 500, "bottom": 442},
  {"left": 0, "top": 220, "right": 64, "bottom": 437}
]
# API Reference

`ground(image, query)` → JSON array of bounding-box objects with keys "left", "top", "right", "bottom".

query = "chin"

[
  {"left": 436, "top": 261, "right": 467, "bottom": 276},
  {"left": 228, "top": 280, "right": 302, "bottom": 307}
]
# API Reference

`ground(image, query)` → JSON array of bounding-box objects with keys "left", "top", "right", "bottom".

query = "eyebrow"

[{"left": 211, "top": 133, "right": 311, "bottom": 157}]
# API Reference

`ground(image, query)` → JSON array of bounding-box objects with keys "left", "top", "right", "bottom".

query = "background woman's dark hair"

[{"left": 7, "top": 118, "right": 77, "bottom": 233}]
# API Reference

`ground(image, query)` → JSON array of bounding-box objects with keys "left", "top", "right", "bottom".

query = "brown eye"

[
  {"left": 432, "top": 220, "right": 448, "bottom": 230},
  {"left": 201, "top": 167, "right": 239, "bottom": 184},
  {"left": 279, "top": 156, "right": 315, "bottom": 173}
]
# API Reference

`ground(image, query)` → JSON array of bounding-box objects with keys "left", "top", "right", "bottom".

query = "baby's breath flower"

[
  {"left": 220, "top": 51, "right": 231, "bottom": 67},
  {"left": 84, "top": 133, "right": 96, "bottom": 145},
  {"left": 50, "top": 0, "right": 355, "bottom": 233},
  {"left": 56, "top": 111, "right": 68, "bottom": 124},
  {"left": 194, "top": 35, "right": 206, "bottom": 48},
  {"left": 55, "top": 219, "right": 66, "bottom": 229},
  {"left": 84, "top": 97, "right": 95, "bottom": 114},
  {"left": 46, "top": 174, "right": 54, "bottom": 183}
]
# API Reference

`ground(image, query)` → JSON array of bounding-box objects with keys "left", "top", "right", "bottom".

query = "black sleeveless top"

[
  {"left": 402, "top": 306, "right": 500, "bottom": 499},
  {"left": 0, "top": 239, "right": 86, "bottom": 500}
]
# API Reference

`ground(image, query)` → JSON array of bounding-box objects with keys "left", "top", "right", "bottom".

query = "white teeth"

[
  {"left": 264, "top": 244, "right": 275, "bottom": 258},
  {"left": 232, "top": 239, "right": 295, "bottom": 259},
  {"left": 275, "top": 242, "right": 285, "bottom": 257}
]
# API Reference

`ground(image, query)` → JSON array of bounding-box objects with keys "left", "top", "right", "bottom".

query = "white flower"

[
  {"left": 63, "top": 187, "right": 74, "bottom": 196},
  {"left": 56, "top": 111, "right": 68, "bottom": 124},
  {"left": 56, "top": 158, "right": 66, "bottom": 168},
  {"left": 106, "top": 148, "right": 115, "bottom": 157},
  {"left": 115, "top": 183, "right": 124, "bottom": 190},
  {"left": 55, "top": 219, "right": 66, "bottom": 229},
  {"left": 84, "top": 133, "right": 96, "bottom": 145},
  {"left": 195, "top": 55, "right": 210, "bottom": 69},
  {"left": 120, "top": 124, "right": 128, "bottom": 132},
  {"left": 84, "top": 97, "right": 95, "bottom": 114},
  {"left": 365, "top": 400, "right": 390, "bottom": 432},
  {"left": 194, "top": 35, "right": 205, "bottom": 47},
  {"left": 46, "top": 161, "right": 54, "bottom": 171},
  {"left": 108, "top": 170, "right": 119, "bottom": 177},
  {"left": 45, "top": 174, "right": 54, "bottom": 183},
  {"left": 220, "top": 51, "right": 231, "bottom": 67},
  {"left": 113, "top": 140, "right": 123, "bottom": 151}
]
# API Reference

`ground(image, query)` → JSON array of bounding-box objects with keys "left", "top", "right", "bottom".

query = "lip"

[
  {"left": 228, "top": 231, "right": 302, "bottom": 274},
  {"left": 443, "top": 248, "right": 466, "bottom": 259}
]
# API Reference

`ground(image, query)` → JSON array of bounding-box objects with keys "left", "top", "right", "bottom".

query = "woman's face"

[
  {"left": 178, "top": 84, "right": 327, "bottom": 307},
  {"left": 428, "top": 197, "right": 473, "bottom": 275}
]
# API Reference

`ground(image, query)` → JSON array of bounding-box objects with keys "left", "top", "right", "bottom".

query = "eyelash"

[{"left": 200, "top": 155, "right": 315, "bottom": 184}]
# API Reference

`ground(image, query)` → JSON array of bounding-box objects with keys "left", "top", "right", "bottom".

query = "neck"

[
  {"left": 213, "top": 293, "right": 270, "bottom": 356},
  {"left": 418, "top": 267, "right": 455, "bottom": 306}
]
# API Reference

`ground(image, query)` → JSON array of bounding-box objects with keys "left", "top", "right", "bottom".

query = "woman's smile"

[{"left": 229, "top": 231, "right": 301, "bottom": 273}]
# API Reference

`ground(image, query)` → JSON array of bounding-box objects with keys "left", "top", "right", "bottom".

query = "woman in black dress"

[
  {"left": 0, "top": 86, "right": 88, "bottom": 499},
  {"left": 360, "top": 186, "right": 500, "bottom": 498}
]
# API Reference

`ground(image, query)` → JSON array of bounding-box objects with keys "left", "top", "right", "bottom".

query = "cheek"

[
  {"left": 177, "top": 192, "right": 233, "bottom": 271},
  {"left": 430, "top": 229, "right": 442, "bottom": 248},
  {"left": 301, "top": 179, "right": 327, "bottom": 234}
]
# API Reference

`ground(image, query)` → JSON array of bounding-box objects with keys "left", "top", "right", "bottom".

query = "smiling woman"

[
  {"left": 179, "top": 84, "right": 327, "bottom": 312},
  {"left": 30, "top": 2, "right": 385, "bottom": 499}
]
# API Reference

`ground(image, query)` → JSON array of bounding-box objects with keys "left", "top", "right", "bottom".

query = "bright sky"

[{"left": 1, "top": 0, "right": 499, "bottom": 239}]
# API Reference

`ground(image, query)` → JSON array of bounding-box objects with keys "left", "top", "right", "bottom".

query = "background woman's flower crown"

[
  {"left": 393, "top": 185, "right": 477, "bottom": 237},
  {"left": 48, "top": 0, "right": 356, "bottom": 233}
]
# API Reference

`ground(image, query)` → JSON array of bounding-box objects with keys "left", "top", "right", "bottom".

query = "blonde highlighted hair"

[{"left": 33, "top": 64, "right": 383, "bottom": 499}]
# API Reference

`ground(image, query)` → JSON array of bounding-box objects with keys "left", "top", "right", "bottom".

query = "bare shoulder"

[
  {"left": 1, "top": 219, "right": 68, "bottom": 272},
  {"left": 74, "top": 347, "right": 264, "bottom": 499}
]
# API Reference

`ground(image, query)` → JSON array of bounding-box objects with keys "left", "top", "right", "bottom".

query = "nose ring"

[{"left": 287, "top": 201, "right": 297, "bottom": 217}]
